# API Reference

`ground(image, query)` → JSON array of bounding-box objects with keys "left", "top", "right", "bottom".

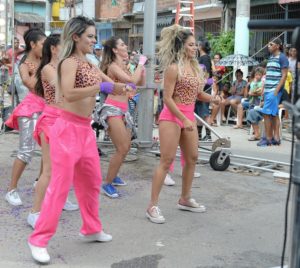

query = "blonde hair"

[
  {"left": 57, "top": 16, "right": 95, "bottom": 87},
  {"left": 157, "top": 24, "right": 204, "bottom": 82}
]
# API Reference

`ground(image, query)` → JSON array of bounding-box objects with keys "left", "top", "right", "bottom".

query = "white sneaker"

[
  {"left": 177, "top": 198, "right": 206, "bottom": 213},
  {"left": 164, "top": 173, "right": 175, "bottom": 186},
  {"left": 79, "top": 230, "right": 112, "bottom": 242},
  {"left": 63, "top": 199, "right": 79, "bottom": 211},
  {"left": 5, "top": 189, "right": 22, "bottom": 206},
  {"left": 28, "top": 242, "right": 50, "bottom": 263},
  {"left": 146, "top": 206, "right": 165, "bottom": 224},
  {"left": 27, "top": 212, "right": 40, "bottom": 229},
  {"left": 194, "top": 172, "right": 201, "bottom": 178}
]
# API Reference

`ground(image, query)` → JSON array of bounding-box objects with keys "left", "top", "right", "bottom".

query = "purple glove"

[
  {"left": 206, "top": 78, "right": 213, "bottom": 86},
  {"left": 125, "top": 83, "right": 137, "bottom": 91},
  {"left": 100, "top": 82, "right": 114, "bottom": 94}
]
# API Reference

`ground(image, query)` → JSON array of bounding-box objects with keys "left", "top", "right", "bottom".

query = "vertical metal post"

[
  {"left": 284, "top": 4, "right": 288, "bottom": 45},
  {"left": 234, "top": 0, "right": 250, "bottom": 77},
  {"left": 137, "top": 0, "right": 156, "bottom": 147},
  {"left": 45, "top": 0, "right": 51, "bottom": 35},
  {"left": 5, "top": 0, "right": 8, "bottom": 48},
  {"left": 10, "top": 0, "right": 15, "bottom": 108}
]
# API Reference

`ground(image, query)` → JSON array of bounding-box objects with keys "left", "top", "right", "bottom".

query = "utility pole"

[
  {"left": 234, "top": 0, "right": 250, "bottom": 77},
  {"left": 137, "top": 0, "right": 157, "bottom": 147},
  {"left": 45, "top": 0, "right": 51, "bottom": 35}
]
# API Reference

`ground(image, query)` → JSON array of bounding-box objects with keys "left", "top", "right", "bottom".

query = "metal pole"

[
  {"left": 284, "top": 4, "right": 288, "bottom": 45},
  {"left": 45, "top": 0, "right": 51, "bottom": 35},
  {"left": 5, "top": 0, "right": 8, "bottom": 48},
  {"left": 234, "top": 0, "right": 250, "bottom": 77},
  {"left": 137, "top": 0, "right": 156, "bottom": 147},
  {"left": 10, "top": 0, "right": 15, "bottom": 108}
]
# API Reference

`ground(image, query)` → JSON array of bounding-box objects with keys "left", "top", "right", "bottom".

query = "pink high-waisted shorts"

[{"left": 159, "top": 103, "right": 195, "bottom": 129}]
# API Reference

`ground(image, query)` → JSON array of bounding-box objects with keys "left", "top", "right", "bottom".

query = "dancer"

[
  {"left": 27, "top": 34, "right": 79, "bottom": 229},
  {"left": 28, "top": 16, "right": 131, "bottom": 263},
  {"left": 5, "top": 28, "right": 46, "bottom": 206},
  {"left": 146, "top": 25, "right": 219, "bottom": 224},
  {"left": 99, "top": 36, "right": 146, "bottom": 198}
]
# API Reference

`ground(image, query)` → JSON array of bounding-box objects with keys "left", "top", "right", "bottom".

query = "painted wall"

[{"left": 15, "top": 2, "right": 45, "bottom": 17}]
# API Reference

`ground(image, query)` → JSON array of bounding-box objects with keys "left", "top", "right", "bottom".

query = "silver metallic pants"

[{"left": 17, "top": 113, "right": 39, "bottom": 164}]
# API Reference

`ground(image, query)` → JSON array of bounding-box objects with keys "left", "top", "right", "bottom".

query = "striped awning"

[{"left": 15, "top": 12, "right": 44, "bottom": 24}]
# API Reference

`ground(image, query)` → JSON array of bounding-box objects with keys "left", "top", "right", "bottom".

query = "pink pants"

[
  {"left": 29, "top": 110, "right": 102, "bottom": 247},
  {"left": 33, "top": 105, "right": 61, "bottom": 146}
]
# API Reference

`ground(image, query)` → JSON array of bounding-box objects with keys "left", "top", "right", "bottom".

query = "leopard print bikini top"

[
  {"left": 42, "top": 63, "right": 56, "bottom": 105},
  {"left": 173, "top": 71, "right": 200, "bottom": 104},
  {"left": 71, "top": 55, "right": 101, "bottom": 88}
]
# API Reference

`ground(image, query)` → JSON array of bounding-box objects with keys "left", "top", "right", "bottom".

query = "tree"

[{"left": 206, "top": 31, "right": 235, "bottom": 57}]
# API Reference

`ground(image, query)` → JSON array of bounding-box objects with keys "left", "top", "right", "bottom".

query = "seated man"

[
  {"left": 220, "top": 69, "right": 247, "bottom": 122},
  {"left": 247, "top": 88, "right": 289, "bottom": 142},
  {"left": 234, "top": 67, "right": 264, "bottom": 129}
]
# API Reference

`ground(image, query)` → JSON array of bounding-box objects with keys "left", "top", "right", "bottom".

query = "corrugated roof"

[{"left": 15, "top": 12, "right": 44, "bottom": 24}]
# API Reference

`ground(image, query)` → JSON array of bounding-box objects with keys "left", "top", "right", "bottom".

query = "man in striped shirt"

[{"left": 257, "top": 38, "right": 289, "bottom": 147}]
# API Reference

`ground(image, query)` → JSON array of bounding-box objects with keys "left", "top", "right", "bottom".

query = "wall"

[
  {"left": 96, "top": 0, "right": 132, "bottom": 20},
  {"left": 15, "top": 2, "right": 45, "bottom": 16}
]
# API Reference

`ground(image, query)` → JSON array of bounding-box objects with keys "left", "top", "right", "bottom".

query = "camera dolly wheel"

[{"left": 209, "top": 149, "right": 230, "bottom": 171}]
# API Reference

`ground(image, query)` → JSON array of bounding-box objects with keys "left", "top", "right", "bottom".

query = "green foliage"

[{"left": 206, "top": 31, "right": 235, "bottom": 57}]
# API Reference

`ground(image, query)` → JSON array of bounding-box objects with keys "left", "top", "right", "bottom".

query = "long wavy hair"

[
  {"left": 35, "top": 35, "right": 60, "bottom": 98},
  {"left": 57, "top": 16, "right": 95, "bottom": 87},
  {"left": 157, "top": 24, "right": 203, "bottom": 81},
  {"left": 100, "top": 36, "right": 121, "bottom": 74}
]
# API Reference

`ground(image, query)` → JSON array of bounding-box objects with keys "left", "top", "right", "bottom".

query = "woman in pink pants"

[
  {"left": 27, "top": 34, "right": 79, "bottom": 230},
  {"left": 28, "top": 16, "right": 128, "bottom": 264}
]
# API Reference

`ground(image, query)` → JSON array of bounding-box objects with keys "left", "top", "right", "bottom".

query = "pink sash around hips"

[{"left": 5, "top": 92, "right": 46, "bottom": 130}]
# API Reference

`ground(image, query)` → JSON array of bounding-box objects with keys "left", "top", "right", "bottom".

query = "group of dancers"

[{"left": 4, "top": 15, "right": 220, "bottom": 264}]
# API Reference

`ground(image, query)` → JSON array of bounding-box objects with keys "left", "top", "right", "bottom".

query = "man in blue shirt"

[{"left": 257, "top": 38, "right": 289, "bottom": 146}]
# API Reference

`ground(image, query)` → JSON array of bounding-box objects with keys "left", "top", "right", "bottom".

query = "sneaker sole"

[
  {"left": 146, "top": 212, "right": 165, "bottom": 224},
  {"left": 102, "top": 191, "right": 119, "bottom": 198},
  {"left": 5, "top": 197, "right": 22, "bottom": 206},
  {"left": 28, "top": 242, "right": 50, "bottom": 264},
  {"left": 79, "top": 233, "right": 112, "bottom": 242},
  {"left": 177, "top": 204, "right": 206, "bottom": 213},
  {"left": 164, "top": 182, "right": 175, "bottom": 186},
  {"left": 111, "top": 182, "right": 127, "bottom": 186}
]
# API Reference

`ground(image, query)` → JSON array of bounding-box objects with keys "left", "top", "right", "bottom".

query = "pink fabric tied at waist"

[
  {"left": 159, "top": 103, "right": 195, "bottom": 129},
  {"left": 34, "top": 105, "right": 62, "bottom": 146},
  {"left": 5, "top": 92, "right": 46, "bottom": 130},
  {"left": 105, "top": 98, "right": 128, "bottom": 112}
]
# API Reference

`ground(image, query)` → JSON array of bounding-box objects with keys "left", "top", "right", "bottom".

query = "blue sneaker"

[
  {"left": 271, "top": 137, "right": 281, "bottom": 146},
  {"left": 257, "top": 137, "right": 271, "bottom": 147},
  {"left": 112, "top": 176, "right": 127, "bottom": 186},
  {"left": 102, "top": 184, "right": 119, "bottom": 198}
]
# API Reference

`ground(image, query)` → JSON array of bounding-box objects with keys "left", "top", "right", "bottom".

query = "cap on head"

[{"left": 94, "top": 44, "right": 102, "bottom": 50}]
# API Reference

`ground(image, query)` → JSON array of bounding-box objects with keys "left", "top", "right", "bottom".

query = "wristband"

[
  {"left": 100, "top": 82, "right": 114, "bottom": 94},
  {"left": 206, "top": 78, "right": 213, "bottom": 86},
  {"left": 125, "top": 83, "right": 137, "bottom": 91}
]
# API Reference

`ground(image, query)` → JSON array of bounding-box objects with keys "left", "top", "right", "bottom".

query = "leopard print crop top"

[
  {"left": 71, "top": 55, "right": 101, "bottom": 88},
  {"left": 42, "top": 63, "right": 56, "bottom": 105},
  {"left": 173, "top": 71, "right": 200, "bottom": 104}
]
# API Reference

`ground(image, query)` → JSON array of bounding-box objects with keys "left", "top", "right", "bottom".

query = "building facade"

[{"left": 95, "top": 0, "right": 223, "bottom": 51}]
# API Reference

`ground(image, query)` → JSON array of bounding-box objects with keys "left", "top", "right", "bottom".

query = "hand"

[
  {"left": 138, "top": 55, "right": 148, "bottom": 66},
  {"left": 273, "top": 91, "right": 278, "bottom": 96},
  {"left": 182, "top": 117, "right": 194, "bottom": 131},
  {"left": 111, "top": 83, "right": 126, "bottom": 95}
]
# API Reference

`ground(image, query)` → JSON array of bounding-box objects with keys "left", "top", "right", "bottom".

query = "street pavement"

[{"left": 0, "top": 124, "right": 293, "bottom": 268}]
